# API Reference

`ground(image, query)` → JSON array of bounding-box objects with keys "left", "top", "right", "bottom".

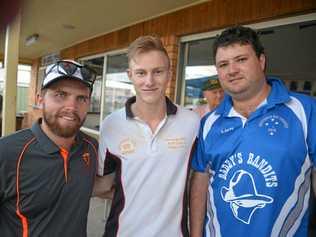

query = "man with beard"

[
  {"left": 0, "top": 60, "right": 99, "bottom": 237},
  {"left": 190, "top": 26, "right": 316, "bottom": 237}
]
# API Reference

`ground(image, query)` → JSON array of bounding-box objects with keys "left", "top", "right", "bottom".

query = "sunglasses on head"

[{"left": 45, "top": 60, "right": 97, "bottom": 86}]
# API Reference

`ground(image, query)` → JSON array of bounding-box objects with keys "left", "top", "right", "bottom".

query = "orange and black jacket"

[{"left": 0, "top": 120, "right": 98, "bottom": 237}]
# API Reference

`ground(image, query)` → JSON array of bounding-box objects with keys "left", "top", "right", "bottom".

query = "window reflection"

[
  {"left": 80, "top": 57, "right": 104, "bottom": 131},
  {"left": 185, "top": 65, "right": 217, "bottom": 106},
  {"left": 289, "top": 81, "right": 298, "bottom": 91},
  {"left": 103, "top": 54, "right": 135, "bottom": 118},
  {"left": 303, "top": 81, "right": 312, "bottom": 92},
  {"left": 180, "top": 20, "right": 316, "bottom": 109},
  {"left": 0, "top": 64, "right": 31, "bottom": 113},
  {"left": 183, "top": 38, "right": 217, "bottom": 108},
  {"left": 80, "top": 53, "right": 135, "bottom": 131}
]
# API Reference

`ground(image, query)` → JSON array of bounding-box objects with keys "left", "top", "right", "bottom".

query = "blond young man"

[{"left": 98, "top": 36, "right": 199, "bottom": 237}]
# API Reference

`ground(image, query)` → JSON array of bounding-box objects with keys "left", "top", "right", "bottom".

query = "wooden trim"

[{"left": 61, "top": 0, "right": 316, "bottom": 59}]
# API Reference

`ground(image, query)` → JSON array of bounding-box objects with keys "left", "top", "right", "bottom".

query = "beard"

[{"left": 43, "top": 108, "right": 85, "bottom": 138}]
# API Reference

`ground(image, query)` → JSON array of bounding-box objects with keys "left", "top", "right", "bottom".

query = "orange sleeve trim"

[
  {"left": 59, "top": 148, "right": 69, "bottom": 183},
  {"left": 16, "top": 137, "right": 36, "bottom": 237},
  {"left": 83, "top": 138, "right": 98, "bottom": 172}
]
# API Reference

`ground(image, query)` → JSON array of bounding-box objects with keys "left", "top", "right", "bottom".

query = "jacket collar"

[
  {"left": 31, "top": 118, "right": 84, "bottom": 154},
  {"left": 215, "top": 77, "right": 291, "bottom": 117}
]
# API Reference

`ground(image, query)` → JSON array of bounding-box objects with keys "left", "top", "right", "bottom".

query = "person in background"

[
  {"left": 194, "top": 78, "right": 224, "bottom": 118},
  {"left": 97, "top": 35, "right": 200, "bottom": 237},
  {"left": 0, "top": 60, "right": 99, "bottom": 237},
  {"left": 190, "top": 25, "right": 316, "bottom": 237}
]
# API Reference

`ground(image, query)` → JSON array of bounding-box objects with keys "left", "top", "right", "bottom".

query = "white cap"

[{"left": 42, "top": 60, "right": 93, "bottom": 90}]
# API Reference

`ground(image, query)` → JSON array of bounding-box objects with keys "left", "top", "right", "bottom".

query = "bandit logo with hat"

[{"left": 221, "top": 170, "right": 273, "bottom": 224}]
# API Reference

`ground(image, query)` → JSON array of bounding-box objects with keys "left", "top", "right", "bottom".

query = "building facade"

[{"left": 27, "top": 0, "right": 316, "bottom": 135}]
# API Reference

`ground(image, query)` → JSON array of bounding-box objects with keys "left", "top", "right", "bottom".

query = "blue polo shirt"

[{"left": 192, "top": 78, "right": 316, "bottom": 237}]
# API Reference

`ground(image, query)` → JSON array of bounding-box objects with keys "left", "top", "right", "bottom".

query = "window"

[
  {"left": 303, "top": 81, "right": 312, "bottom": 91},
  {"left": 80, "top": 52, "right": 134, "bottom": 132},
  {"left": 289, "top": 81, "right": 298, "bottom": 91},
  {"left": 80, "top": 57, "right": 104, "bottom": 131},
  {"left": 178, "top": 15, "right": 316, "bottom": 106},
  {"left": 177, "top": 38, "right": 217, "bottom": 108},
  {"left": 103, "top": 53, "right": 134, "bottom": 118},
  {"left": 0, "top": 64, "right": 31, "bottom": 113}
]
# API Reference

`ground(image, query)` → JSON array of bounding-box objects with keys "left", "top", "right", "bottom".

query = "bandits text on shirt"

[{"left": 218, "top": 152, "right": 278, "bottom": 187}]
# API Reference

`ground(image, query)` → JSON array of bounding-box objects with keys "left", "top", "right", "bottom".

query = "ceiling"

[{"left": 0, "top": 0, "right": 206, "bottom": 60}]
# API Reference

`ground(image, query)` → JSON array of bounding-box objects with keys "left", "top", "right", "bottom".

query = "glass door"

[
  {"left": 178, "top": 37, "right": 217, "bottom": 109},
  {"left": 102, "top": 53, "right": 134, "bottom": 119}
]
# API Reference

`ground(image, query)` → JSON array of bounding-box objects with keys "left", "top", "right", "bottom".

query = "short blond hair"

[{"left": 127, "top": 35, "right": 170, "bottom": 68}]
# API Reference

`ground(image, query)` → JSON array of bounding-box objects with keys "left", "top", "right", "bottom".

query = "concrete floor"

[{"left": 87, "top": 197, "right": 111, "bottom": 237}]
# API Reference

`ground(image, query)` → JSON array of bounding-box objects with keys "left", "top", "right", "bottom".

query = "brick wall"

[
  {"left": 161, "top": 35, "right": 179, "bottom": 100},
  {"left": 27, "top": 0, "right": 316, "bottom": 126}
]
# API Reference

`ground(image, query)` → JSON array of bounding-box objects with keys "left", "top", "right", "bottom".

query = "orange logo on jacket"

[
  {"left": 82, "top": 153, "right": 90, "bottom": 167},
  {"left": 119, "top": 139, "right": 136, "bottom": 155}
]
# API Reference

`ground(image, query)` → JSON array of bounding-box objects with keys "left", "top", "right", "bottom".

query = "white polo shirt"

[{"left": 98, "top": 97, "right": 199, "bottom": 237}]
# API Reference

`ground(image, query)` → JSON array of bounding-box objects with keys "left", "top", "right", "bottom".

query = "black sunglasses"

[{"left": 45, "top": 61, "right": 97, "bottom": 86}]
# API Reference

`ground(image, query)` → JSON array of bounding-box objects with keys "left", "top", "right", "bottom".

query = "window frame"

[
  {"left": 177, "top": 12, "right": 316, "bottom": 105},
  {"left": 79, "top": 48, "right": 128, "bottom": 136}
]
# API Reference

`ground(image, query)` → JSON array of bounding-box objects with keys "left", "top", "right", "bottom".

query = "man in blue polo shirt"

[{"left": 190, "top": 26, "right": 316, "bottom": 237}]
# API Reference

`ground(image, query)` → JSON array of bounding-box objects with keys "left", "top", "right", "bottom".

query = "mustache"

[{"left": 57, "top": 111, "right": 81, "bottom": 121}]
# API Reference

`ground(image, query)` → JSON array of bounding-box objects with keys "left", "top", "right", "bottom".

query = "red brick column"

[{"left": 161, "top": 35, "right": 179, "bottom": 102}]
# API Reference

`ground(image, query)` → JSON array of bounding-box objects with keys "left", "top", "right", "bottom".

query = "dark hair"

[
  {"left": 127, "top": 35, "right": 170, "bottom": 68},
  {"left": 213, "top": 26, "right": 264, "bottom": 62}
]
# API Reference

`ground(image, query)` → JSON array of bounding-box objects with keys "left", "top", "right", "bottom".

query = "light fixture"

[
  {"left": 62, "top": 24, "right": 76, "bottom": 30},
  {"left": 25, "top": 33, "right": 39, "bottom": 46}
]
